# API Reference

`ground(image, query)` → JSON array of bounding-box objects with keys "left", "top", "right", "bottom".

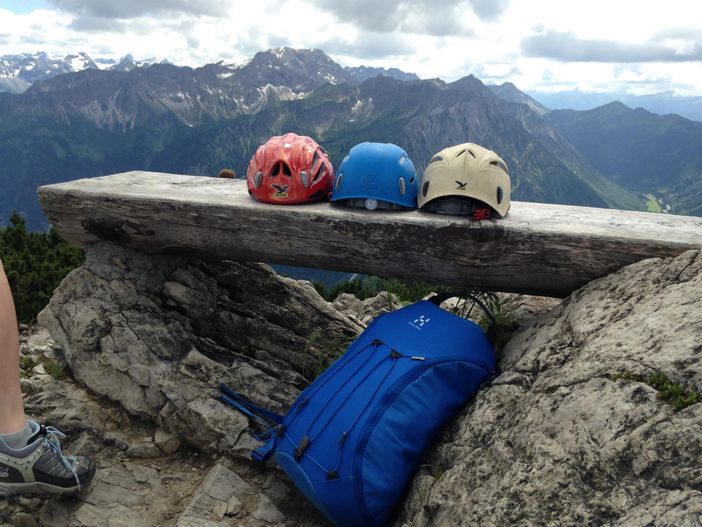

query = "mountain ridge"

[
  {"left": 546, "top": 102, "right": 702, "bottom": 215},
  {"left": 529, "top": 88, "right": 702, "bottom": 123},
  {"left": 0, "top": 48, "right": 419, "bottom": 95}
]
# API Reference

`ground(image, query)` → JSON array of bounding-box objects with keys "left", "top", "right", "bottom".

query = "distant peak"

[
  {"left": 264, "top": 46, "right": 326, "bottom": 59},
  {"left": 449, "top": 74, "right": 485, "bottom": 91},
  {"left": 602, "top": 100, "right": 629, "bottom": 110}
]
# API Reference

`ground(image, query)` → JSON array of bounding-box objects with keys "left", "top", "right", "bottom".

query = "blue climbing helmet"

[{"left": 330, "top": 142, "right": 418, "bottom": 210}]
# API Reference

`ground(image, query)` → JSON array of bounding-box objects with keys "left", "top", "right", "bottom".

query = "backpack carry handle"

[{"left": 428, "top": 292, "right": 497, "bottom": 345}]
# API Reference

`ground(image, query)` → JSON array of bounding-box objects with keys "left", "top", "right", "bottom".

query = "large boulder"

[
  {"left": 399, "top": 250, "right": 702, "bottom": 527},
  {"left": 39, "top": 243, "right": 363, "bottom": 456}
]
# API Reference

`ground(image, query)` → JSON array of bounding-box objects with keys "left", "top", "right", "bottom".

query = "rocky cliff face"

[
  {"left": 398, "top": 249, "right": 702, "bottom": 527},
  {"left": 38, "top": 243, "right": 363, "bottom": 457},
  {"left": 11, "top": 246, "right": 702, "bottom": 526}
]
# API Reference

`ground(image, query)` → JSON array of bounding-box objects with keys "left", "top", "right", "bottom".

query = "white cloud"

[
  {"left": 0, "top": 0, "right": 701, "bottom": 95},
  {"left": 306, "top": 0, "right": 475, "bottom": 36},
  {"left": 522, "top": 31, "right": 702, "bottom": 62},
  {"left": 46, "top": 0, "right": 229, "bottom": 19},
  {"left": 467, "top": 0, "right": 510, "bottom": 22}
]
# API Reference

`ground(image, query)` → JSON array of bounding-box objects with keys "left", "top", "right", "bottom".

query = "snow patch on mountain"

[{"left": 0, "top": 52, "right": 165, "bottom": 93}]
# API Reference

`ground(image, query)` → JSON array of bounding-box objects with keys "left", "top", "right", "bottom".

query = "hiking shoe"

[{"left": 0, "top": 421, "right": 96, "bottom": 497}]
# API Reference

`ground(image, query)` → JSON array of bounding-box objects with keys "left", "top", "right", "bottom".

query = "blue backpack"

[{"left": 220, "top": 294, "right": 496, "bottom": 527}]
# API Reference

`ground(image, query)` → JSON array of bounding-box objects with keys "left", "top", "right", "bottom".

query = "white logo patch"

[{"left": 409, "top": 314, "right": 431, "bottom": 330}]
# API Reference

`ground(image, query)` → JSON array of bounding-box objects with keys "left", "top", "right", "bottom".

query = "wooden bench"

[{"left": 38, "top": 171, "right": 702, "bottom": 297}]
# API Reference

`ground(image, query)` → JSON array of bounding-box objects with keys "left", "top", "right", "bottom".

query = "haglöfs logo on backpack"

[{"left": 409, "top": 314, "right": 431, "bottom": 330}]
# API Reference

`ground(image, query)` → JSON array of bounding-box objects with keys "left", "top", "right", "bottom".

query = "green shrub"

[
  {"left": 613, "top": 371, "right": 699, "bottom": 411},
  {"left": 1, "top": 211, "right": 84, "bottom": 323},
  {"left": 43, "top": 359, "right": 67, "bottom": 380},
  {"left": 318, "top": 275, "right": 452, "bottom": 304},
  {"left": 648, "top": 372, "right": 699, "bottom": 410},
  {"left": 19, "top": 355, "right": 36, "bottom": 370}
]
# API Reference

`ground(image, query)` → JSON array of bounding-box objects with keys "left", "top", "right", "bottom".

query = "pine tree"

[{"left": 0, "top": 211, "right": 84, "bottom": 322}]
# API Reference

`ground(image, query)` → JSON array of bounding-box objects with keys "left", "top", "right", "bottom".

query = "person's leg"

[
  {"left": 0, "top": 258, "right": 96, "bottom": 495},
  {"left": 0, "top": 258, "right": 27, "bottom": 436}
]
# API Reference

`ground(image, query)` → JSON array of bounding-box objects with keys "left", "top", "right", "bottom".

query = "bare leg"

[
  {"left": 0, "top": 258, "right": 25, "bottom": 435},
  {"left": 0, "top": 259, "right": 96, "bottom": 495}
]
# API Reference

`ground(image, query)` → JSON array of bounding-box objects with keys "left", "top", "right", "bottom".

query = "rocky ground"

[
  {"left": 3, "top": 244, "right": 700, "bottom": 526},
  {"left": 398, "top": 250, "right": 702, "bottom": 527},
  {"left": 1, "top": 327, "right": 330, "bottom": 527},
  {"left": 0, "top": 246, "right": 413, "bottom": 527}
]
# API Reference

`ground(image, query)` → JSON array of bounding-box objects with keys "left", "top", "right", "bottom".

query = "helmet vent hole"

[
  {"left": 423, "top": 181, "right": 430, "bottom": 197},
  {"left": 409, "top": 176, "right": 415, "bottom": 184},
  {"left": 496, "top": 186, "right": 503, "bottom": 204},
  {"left": 399, "top": 177, "right": 406, "bottom": 195},
  {"left": 335, "top": 173, "right": 344, "bottom": 190},
  {"left": 281, "top": 162, "right": 292, "bottom": 178},
  {"left": 311, "top": 152, "right": 320, "bottom": 173},
  {"left": 457, "top": 149, "right": 466, "bottom": 157},
  {"left": 313, "top": 166, "right": 325, "bottom": 184},
  {"left": 490, "top": 160, "right": 509, "bottom": 174},
  {"left": 468, "top": 150, "right": 476, "bottom": 158},
  {"left": 429, "top": 155, "right": 443, "bottom": 164}
]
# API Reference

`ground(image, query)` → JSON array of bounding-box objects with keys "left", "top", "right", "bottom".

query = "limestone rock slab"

[{"left": 398, "top": 250, "right": 702, "bottom": 527}]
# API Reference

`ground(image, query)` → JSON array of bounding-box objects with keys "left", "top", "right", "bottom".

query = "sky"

[{"left": 0, "top": 0, "right": 701, "bottom": 95}]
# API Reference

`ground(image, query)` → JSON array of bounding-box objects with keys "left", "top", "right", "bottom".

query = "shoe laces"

[{"left": 42, "top": 426, "right": 81, "bottom": 491}]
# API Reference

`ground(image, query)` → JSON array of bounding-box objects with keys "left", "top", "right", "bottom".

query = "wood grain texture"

[{"left": 38, "top": 171, "right": 702, "bottom": 297}]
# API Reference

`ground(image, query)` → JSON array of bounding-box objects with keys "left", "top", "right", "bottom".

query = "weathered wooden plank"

[{"left": 38, "top": 171, "right": 702, "bottom": 297}]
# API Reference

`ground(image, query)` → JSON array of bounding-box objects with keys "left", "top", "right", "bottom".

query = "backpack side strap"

[{"left": 219, "top": 383, "right": 285, "bottom": 461}]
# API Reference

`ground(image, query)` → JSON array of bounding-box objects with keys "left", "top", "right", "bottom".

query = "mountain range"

[
  {"left": 545, "top": 102, "right": 702, "bottom": 216},
  {"left": 0, "top": 52, "right": 167, "bottom": 94},
  {"left": 0, "top": 50, "right": 418, "bottom": 96},
  {"left": 529, "top": 89, "right": 702, "bottom": 123},
  {"left": 0, "top": 47, "right": 700, "bottom": 230}
]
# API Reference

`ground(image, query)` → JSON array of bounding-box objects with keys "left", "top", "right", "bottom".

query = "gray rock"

[
  {"left": 177, "top": 464, "right": 254, "bottom": 527},
  {"left": 438, "top": 292, "right": 559, "bottom": 329},
  {"left": 125, "top": 440, "right": 162, "bottom": 459},
  {"left": 357, "top": 291, "right": 402, "bottom": 325},
  {"left": 398, "top": 250, "right": 702, "bottom": 527},
  {"left": 496, "top": 292, "right": 560, "bottom": 329},
  {"left": 252, "top": 495, "right": 285, "bottom": 524},
  {"left": 331, "top": 293, "right": 364, "bottom": 318},
  {"left": 38, "top": 243, "right": 363, "bottom": 456},
  {"left": 155, "top": 429, "right": 181, "bottom": 455}
]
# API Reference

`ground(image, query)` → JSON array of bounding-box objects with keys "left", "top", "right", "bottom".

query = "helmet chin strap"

[
  {"left": 340, "top": 198, "right": 413, "bottom": 211},
  {"left": 422, "top": 197, "right": 492, "bottom": 219}
]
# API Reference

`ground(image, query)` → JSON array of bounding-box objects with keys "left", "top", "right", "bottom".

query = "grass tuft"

[
  {"left": 42, "top": 359, "right": 67, "bottom": 380},
  {"left": 303, "top": 330, "right": 355, "bottom": 382},
  {"left": 612, "top": 371, "right": 699, "bottom": 411}
]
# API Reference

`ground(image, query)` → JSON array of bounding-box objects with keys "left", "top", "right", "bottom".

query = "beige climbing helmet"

[{"left": 418, "top": 143, "right": 511, "bottom": 218}]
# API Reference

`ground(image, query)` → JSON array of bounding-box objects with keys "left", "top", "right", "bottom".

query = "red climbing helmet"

[{"left": 246, "top": 133, "right": 333, "bottom": 204}]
